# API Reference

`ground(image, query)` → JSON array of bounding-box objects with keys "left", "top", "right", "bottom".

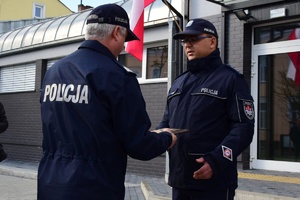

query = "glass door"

[{"left": 251, "top": 22, "right": 300, "bottom": 172}]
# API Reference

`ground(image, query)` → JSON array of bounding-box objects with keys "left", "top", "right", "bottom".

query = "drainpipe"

[
  {"left": 162, "top": 0, "right": 185, "bottom": 183},
  {"left": 162, "top": 0, "right": 184, "bottom": 79}
]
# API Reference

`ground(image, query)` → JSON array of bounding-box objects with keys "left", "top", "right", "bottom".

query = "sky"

[{"left": 60, "top": 0, "right": 120, "bottom": 12}]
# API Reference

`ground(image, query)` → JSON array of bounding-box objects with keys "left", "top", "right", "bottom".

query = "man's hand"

[
  {"left": 193, "top": 157, "right": 213, "bottom": 179},
  {"left": 162, "top": 128, "right": 177, "bottom": 149}
]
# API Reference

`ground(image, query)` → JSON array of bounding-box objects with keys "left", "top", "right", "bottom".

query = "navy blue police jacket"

[
  {"left": 157, "top": 49, "right": 255, "bottom": 191},
  {"left": 38, "top": 40, "right": 172, "bottom": 200}
]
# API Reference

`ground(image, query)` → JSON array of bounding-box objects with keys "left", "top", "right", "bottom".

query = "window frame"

[
  {"left": 120, "top": 41, "right": 168, "bottom": 84},
  {"left": 33, "top": 2, "right": 45, "bottom": 19},
  {"left": 0, "top": 63, "right": 36, "bottom": 94}
]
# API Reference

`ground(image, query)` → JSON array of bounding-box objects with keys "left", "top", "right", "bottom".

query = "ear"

[
  {"left": 111, "top": 26, "right": 121, "bottom": 41},
  {"left": 210, "top": 37, "right": 217, "bottom": 49}
]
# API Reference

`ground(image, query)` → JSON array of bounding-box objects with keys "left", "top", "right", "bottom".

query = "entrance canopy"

[{"left": 206, "top": 0, "right": 285, "bottom": 10}]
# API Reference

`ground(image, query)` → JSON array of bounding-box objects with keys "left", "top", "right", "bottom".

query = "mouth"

[{"left": 186, "top": 50, "right": 194, "bottom": 56}]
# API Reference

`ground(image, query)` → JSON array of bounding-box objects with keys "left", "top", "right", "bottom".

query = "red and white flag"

[
  {"left": 287, "top": 28, "right": 300, "bottom": 87},
  {"left": 125, "top": 0, "right": 155, "bottom": 61}
]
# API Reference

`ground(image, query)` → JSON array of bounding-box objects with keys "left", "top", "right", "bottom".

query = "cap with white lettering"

[
  {"left": 86, "top": 4, "right": 139, "bottom": 42},
  {"left": 173, "top": 18, "right": 218, "bottom": 39}
]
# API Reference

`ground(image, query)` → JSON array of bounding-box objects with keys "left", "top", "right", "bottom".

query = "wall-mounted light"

[{"left": 233, "top": 9, "right": 255, "bottom": 22}]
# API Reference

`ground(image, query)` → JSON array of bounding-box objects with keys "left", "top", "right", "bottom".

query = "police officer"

[
  {"left": 0, "top": 101, "right": 8, "bottom": 162},
  {"left": 38, "top": 4, "right": 176, "bottom": 200},
  {"left": 157, "top": 18, "right": 255, "bottom": 200}
]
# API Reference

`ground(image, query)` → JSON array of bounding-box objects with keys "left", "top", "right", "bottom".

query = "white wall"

[
  {"left": 189, "top": 0, "right": 221, "bottom": 19},
  {"left": 0, "top": 43, "right": 80, "bottom": 66}
]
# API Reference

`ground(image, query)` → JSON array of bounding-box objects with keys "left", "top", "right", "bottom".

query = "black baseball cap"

[
  {"left": 86, "top": 4, "right": 139, "bottom": 42},
  {"left": 173, "top": 18, "right": 218, "bottom": 39}
]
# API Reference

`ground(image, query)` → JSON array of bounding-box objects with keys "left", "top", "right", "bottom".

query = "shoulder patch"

[{"left": 243, "top": 100, "right": 255, "bottom": 120}]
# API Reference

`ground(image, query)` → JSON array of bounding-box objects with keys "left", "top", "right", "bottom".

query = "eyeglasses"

[{"left": 180, "top": 35, "right": 213, "bottom": 46}]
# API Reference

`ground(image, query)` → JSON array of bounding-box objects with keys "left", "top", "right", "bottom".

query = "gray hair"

[{"left": 85, "top": 14, "right": 127, "bottom": 40}]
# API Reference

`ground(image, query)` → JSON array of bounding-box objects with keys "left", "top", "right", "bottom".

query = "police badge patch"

[
  {"left": 222, "top": 145, "right": 233, "bottom": 161},
  {"left": 243, "top": 101, "right": 254, "bottom": 120}
]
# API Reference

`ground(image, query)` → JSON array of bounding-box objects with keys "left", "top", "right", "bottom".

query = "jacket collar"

[
  {"left": 187, "top": 48, "right": 223, "bottom": 73},
  {"left": 78, "top": 40, "right": 116, "bottom": 60}
]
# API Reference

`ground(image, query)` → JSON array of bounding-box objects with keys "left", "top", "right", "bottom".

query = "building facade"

[
  {"left": 0, "top": 0, "right": 72, "bottom": 21},
  {"left": 0, "top": 0, "right": 73, "bottom": 34},
  {"left": 1, "top": 0, "right": 300, "bottom": 176}
]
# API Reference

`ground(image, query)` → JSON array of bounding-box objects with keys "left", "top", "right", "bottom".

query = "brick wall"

[
  {"left": 226, "top": 14, "right": 244, "bottom": 73},
  {"left": 203, "top": 15, "right": 223, "bottom": 54},
  {"left": 125, "top": 82, "right": 168, "bottom": 176},
  {"left": 126, "top": 154, "right": 167, "bottom": 177},
  {"left": 140, "top": 82, "right": 168, "bottom": 130},
  {"left": 0, "top": 92, "right": 43, "bottom": 161}
]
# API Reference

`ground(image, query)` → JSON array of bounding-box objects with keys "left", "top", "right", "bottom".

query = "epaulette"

[
  {"left": 123, "top": 65, "right": 137, "bottom": 77},
  {"left": 174, "top": 70, "right": 189, "bottom": 80},
  {"left": 224, "top": 64, "right": 243, "bottom": 76},
  {"left": 113, "top": 59, "right": 137, "bottom": 77}
]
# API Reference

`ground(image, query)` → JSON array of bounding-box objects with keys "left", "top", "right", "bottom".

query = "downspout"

[
  {"left": 162, "top": 0, "right": 184, "bottom": 82},
  {"left": 162, "top": 0, "right": 184, "bottom": 182}
]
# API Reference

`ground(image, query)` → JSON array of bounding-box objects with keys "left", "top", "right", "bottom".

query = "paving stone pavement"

[
  {"left": 0, "top": 174, "right": 37, "bottom": 200},
  {"left": 1, "top": 159, "right": 300, "bottom": 200},
  {"left": 0, "top": 159, "right": 154, "bottom": 200}
]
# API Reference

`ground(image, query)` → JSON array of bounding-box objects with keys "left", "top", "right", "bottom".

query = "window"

[
  {"left": 0, "top": 64, "right": 36, "bottom": 93},
  {"left": 118, "top": 43, "right": 168, "bottom": 82},
  {"left": 118, "top": 54, "right": 142, "bottom": 78},
  {"left": 146, "top": 46, "right": 168, "bottom": 79},
  {"left": 47, "top": 59, "right": 60, "bottom": 69},
  {"left": 33, "top": 3, "right": 45, "bottom": 18},
  {"left": 259, "top": 98, "right": 267, "bottom": 129},
  {"left": 258, "top": 56, "right": 267, "bottom": 82},
  {"left": 254, "top": 22, "right": 300, "bottom": 44}
]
